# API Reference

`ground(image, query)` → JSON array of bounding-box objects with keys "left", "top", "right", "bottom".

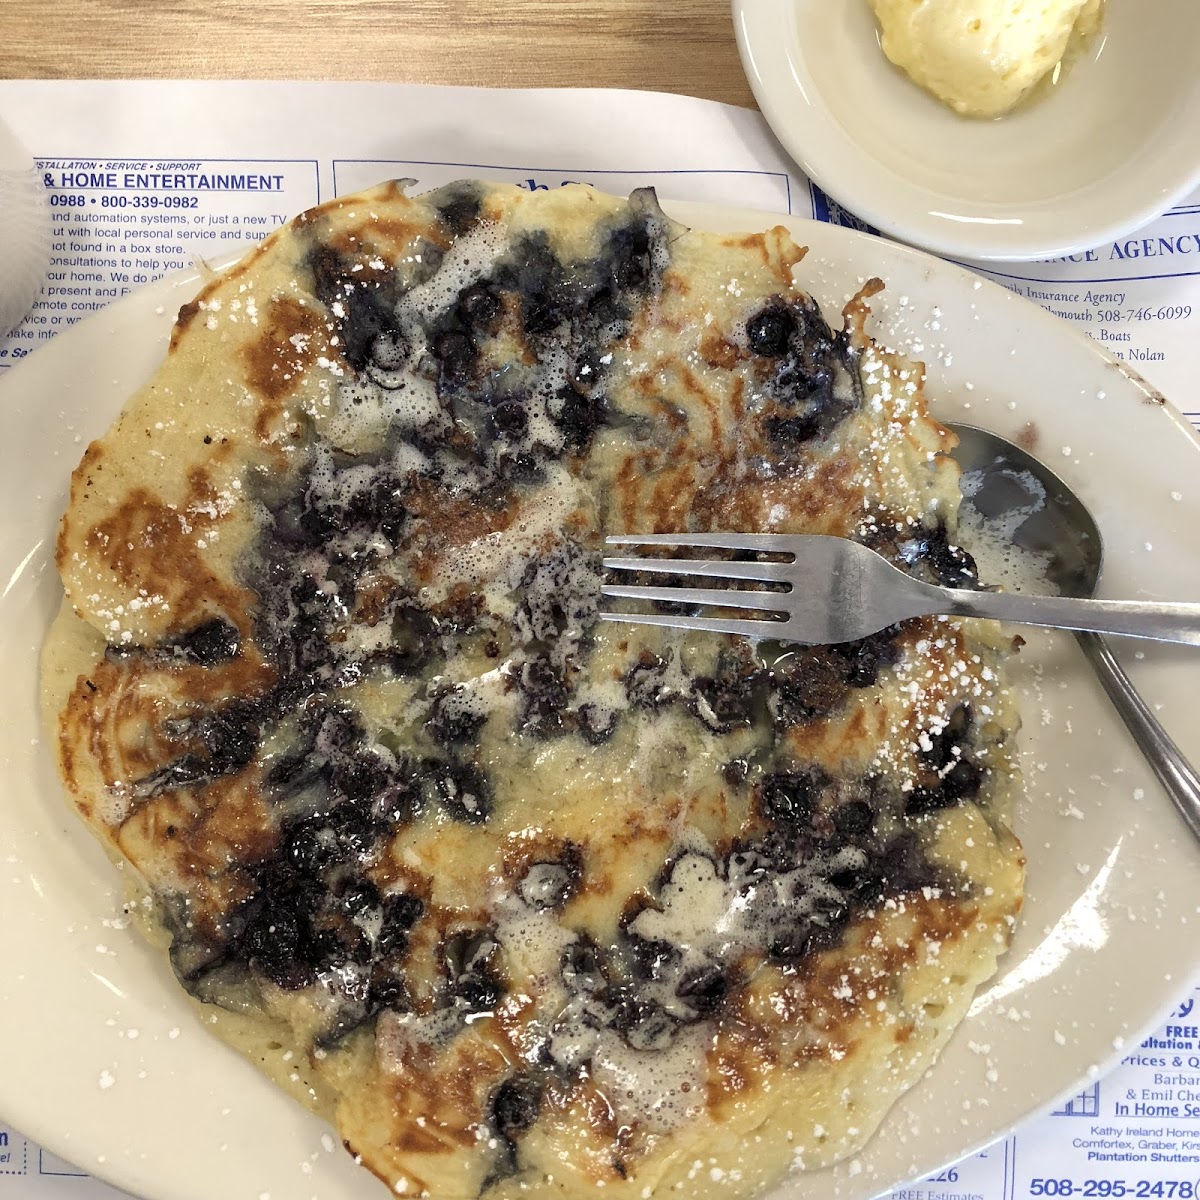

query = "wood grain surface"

[{"left": 0, "top": 0, "right": 756, "bottom": 109}]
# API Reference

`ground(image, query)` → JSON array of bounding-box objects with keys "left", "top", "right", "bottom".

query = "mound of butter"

[{"left": 869, "top": 0, "right": 1102, "bottom": 118}]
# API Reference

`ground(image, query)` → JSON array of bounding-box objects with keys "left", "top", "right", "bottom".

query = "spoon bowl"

[
  {"left": 948, "top": 423, "right": 1102, "bottom": 601},
  {"left": 947, "top": 421, "right": 1200, "bottom": 844}
]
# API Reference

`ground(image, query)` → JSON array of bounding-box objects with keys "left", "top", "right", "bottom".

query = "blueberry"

[
  {"left": 372, "top": 767, "right": 425, "bottom": 828},
  {"left": 808, "top": 899, "right": 851, "bottom": 944},
  {"left": 768, "top": 651, "right": 848, "bottom": 726},
  {"left": 872, "top": 832, "right": 936, "bottom": 894},
  {"left": 309, "top": 923, "right": 353, "bottom": 969},
  {"left": 338, "top": 284, "right": 403, "bottom": 369},
  {"left": 554, "top": 388, "right": 606, "bottom": 451},
  {"left": 777, "top": 358, "right": 834, "bottom": 406},
  {"left": 625, "top": 931, "right": 680, "bottom": 981},
  {"left": 787, "top": 296, "right": 837, "bottom": 376},
  {"left": 830, "top": 627, "right": 902, "bottom": 689},
  {"left": 259, "top": 957, "right": 317, "bottom": 993},
  {"left": 375, "top": 927, "right": 409, "bottom": 960},
  {"left": 754, "top": 298, "right": 856, "bottom": 448},
  {"left": 296, "top": 502, "right": 337, "bottom": 545},
  {"left": 309, "top": 702, "right": 364, "bottom": 755},
  {"left": 273, "top": 575, "right": 338, "bottom": 675},
  {"left": 585, "top": 282, "right": 624, "bottom": 327},
  {"left": 764, "top": 412, "right": 823, "bottom": 446},
  {"left": 432, "top": 329, "right": 476, "bottom": 391},
  {"left": 497, "top": 448, "right": 546, "bottom": 487},
  {"left": 201, "top": 700, "right": 262, "bottom": 773},
  {"left": 917, "top": 521, "right": 979, "bottom": 589},
  {"left": 256, "top": 856, "right": 323, "bottom": 909},
  {"left": 614, "top": 995, "right": 676, "bottom": 1051},
  {"left": 767, "top": 920, "right": 813, "bottom": 962},
  {"left": 345, "top": 478, "right": 408, "bottom": 542},
  {"left": 167, "top": 930, "right": 225, "bottom": 984},
  {"left": 722, "top": 757, "right": 750, "bottom": 787},
  {"left": 431, "top": 590, "right": 484, "bottom": 637},
  {"left": 266, "top": 744, "right": 324, "bottom": 801},
  {"left": 922, "top": 704, "right": 973, "bottom": 771},
  {"left": 760, "top": 770, "right": 823, "bottom": 830},
  {"left": 943, "top": 759, "right": 984, "bottom": 803},
  {"left": 827, "top": 862, "right": 862, "bottom": 890},
  {"left": 444, "top": 928, "right": 497, "bottom": 975},
  {"left": 367, "top": 963, "right": 409, "bottom": 1013},
  {"left": 434, "top": 186, "right": 483, "bottom": 236},
  {"left": 690, "top": 659, "right": 761, "bottom": 733},
  {"left": 490, "top": 1075, "right": 543, "bottom": 1139},
  {"left": 747, "top": 306, "right": 792, "bottom": 357},
  {"left": 308, "top": 245, "right": 347, "bottom": 307},
  {"left": 428, "top": 759, "right": 492, "bottom": 823},
  {"left": 521, "top": 292, "right": 563, "bottom": 336},
  {"left": 457, "top": 282, "right": 501, "bottom": 330},
  {"left": 329, "top": 754, "right": 391, "bottom": 803},
  {"left": 518, "top": 847, "right": 582, "bottom": 911},
  {"left": 832, "top": 798, "right": 874, "bottom": 839},
  {"left": 488, "top": 399, "right": 528, "bottom": 441},
  {"left": 173, "top": 618, "right": 240, "bottom": 665},
  {"left": 509, "top": 234, "right": 558, "bottom": 291},
  {"left": 239, "top": 897, "right": 316, "bottom": 990},
  {"left": 571, "top": 350, "right": 604, "bottom": 394},
  {"left": 323, "top": 793, "right": 386, "bottom": 859},
  {"left": 308, "top": 246, "right": 402, "bottom": 373},
  {"left": 389, "top": 604, "right": 438, "bottom": 675},
  {"left": 382, "top": 892, "right": 424, "bottom": 933},
  {"left": 561, "top": 937, "right": 607, "bottom": 995},
  {"left": 576, "top": 702, "right": 618, "bottom": 745},
  {"left": 455, "top": 967, "right": 503, "bottom": 1011},
  {"left": 675, "top": 961, "right": 729, "bottom": 1016},
  {"left": 338, "top": 877, "right": 380, "bottom": 916},
  {"left": 428, "top": 688, "right": 487, "bottom": 747},
  {"left": 905, "top": 759, "right": 983, "bottom": 816},
  {"left": 284, "top": 821, "right": 338, "bottom": 876},
  {"left": 841, "top": 862, "right": 889, "bottom": 906},
  {"left": 369, "top": 331, "right": 408, "bottom": 372},
  {"left": 518, "top": 658, "right": 570, "bottom": 739},
  {"left": 605, "top": 221, "right": 653, "bottom": 291},
  {"left": 624, "top": 654, "right": 669, "bottom": 709},
  {"left": 137, "top": 699, "right": 262, "bottom": 796},
  {"left": 726, "top": 846, "right": 769, "bottom": 888}
]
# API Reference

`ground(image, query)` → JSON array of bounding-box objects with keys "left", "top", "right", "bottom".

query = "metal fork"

[{"left": 600, "top": 533, "right": 1200, "bottom": 646}]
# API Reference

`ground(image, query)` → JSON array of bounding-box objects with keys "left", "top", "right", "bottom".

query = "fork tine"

[
  {"left": 599, "top": 611, "right": 792, "bottom": 640},
  {"left": 601, "top": 555, "right": 793, "bottom": 583},
  {"left": 604, "top": 532, "right": 795, "bottom": 555},
  {"left": 601, "top": 584, "right": 792, "bottom": 613}
]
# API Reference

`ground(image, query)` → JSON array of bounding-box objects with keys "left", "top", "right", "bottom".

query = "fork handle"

[
  {"left": 1076, "top": 632, "right": 1200, "bottom": 843},
  {"left": 939, "top": 589, "right": 1200, "bottom": 646}
]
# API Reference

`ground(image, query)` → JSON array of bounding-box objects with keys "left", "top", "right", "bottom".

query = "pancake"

[{"left": 43, "top": 180, "right": 1024, "bottom": 1200}]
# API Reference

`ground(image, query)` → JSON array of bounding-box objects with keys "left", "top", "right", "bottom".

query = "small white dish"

[{"left": 734, "top": 0, "right": 1200, "bottom": 262}]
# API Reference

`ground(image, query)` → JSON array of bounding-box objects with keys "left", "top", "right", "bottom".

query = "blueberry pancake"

[{"left": 42, "top": 181, "right": 1024, "bottom": 1200}]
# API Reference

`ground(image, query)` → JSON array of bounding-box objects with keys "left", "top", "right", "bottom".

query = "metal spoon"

[{"left": 948, "top": 422, "right": 1200, "bottom": 843}]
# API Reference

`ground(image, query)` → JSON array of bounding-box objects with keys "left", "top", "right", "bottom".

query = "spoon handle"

[
  {"left": 1076, "top": 631, "right": 1200, "bottom": 843},
  {"left": 943, "top": 590, "right": 1200, "bottom": 646}
]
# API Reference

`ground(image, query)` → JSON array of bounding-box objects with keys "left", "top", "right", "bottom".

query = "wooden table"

[{"left": 0, "top": 0, "right": 756, "bottom": 110}]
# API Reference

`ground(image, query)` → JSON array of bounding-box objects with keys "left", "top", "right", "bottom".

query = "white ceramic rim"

[
  {"left": 732, "top": 0, "right": 1200, "bottom": 262},
  {"left": 1, "top": 200, "right": 1199, "bottom": 1200}
]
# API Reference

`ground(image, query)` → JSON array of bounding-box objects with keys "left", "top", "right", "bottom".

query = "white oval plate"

[
  {"left": 1, "top": 200, "right": 1199, "bottom": 1200},
  {"left": 733, "top": 0, "right": 1200, "bottom": 262}
]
